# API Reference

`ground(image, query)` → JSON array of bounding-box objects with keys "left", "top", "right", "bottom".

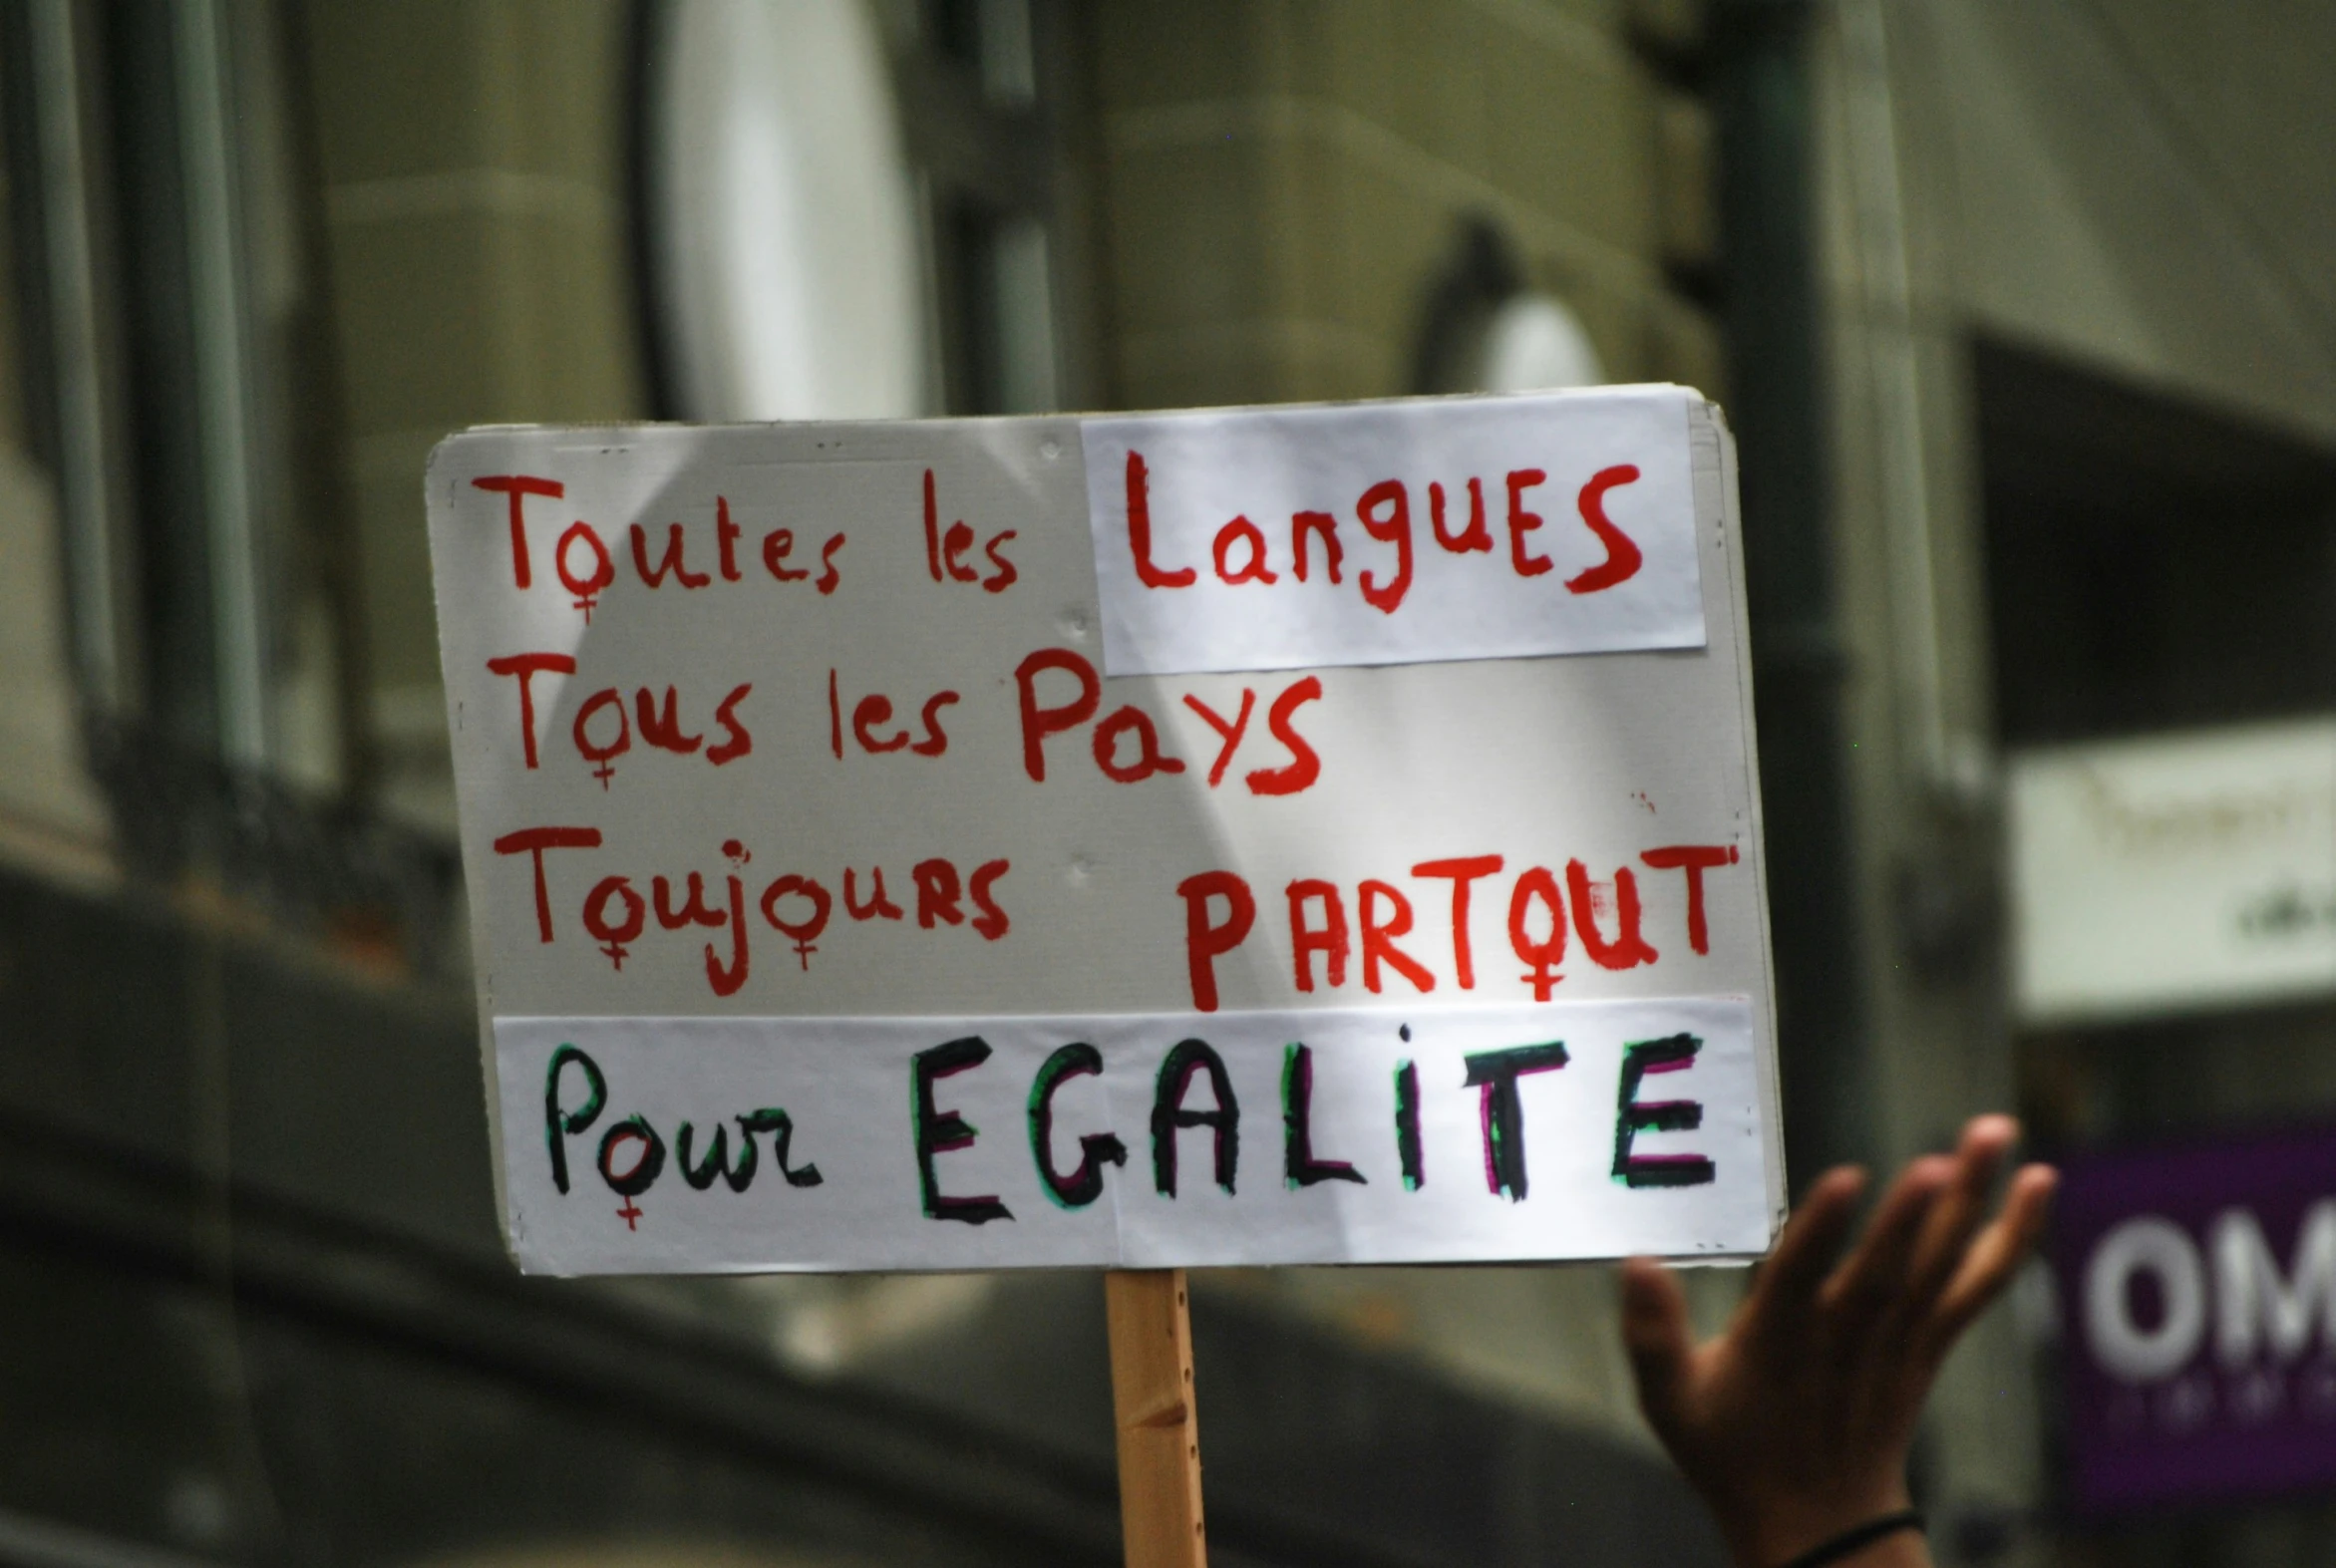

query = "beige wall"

[
  {"left": 1909, "top": 0, "right": 2336, "bottom": 441},
  {"left": 0, "top": 38, "right": 112, "bottom": 885},
  {"left": 1087, "top": 0, "right": 1724, "bottom": 413},
  {"left": 302, "top": 0, "right": 647, "bottom": 827}
]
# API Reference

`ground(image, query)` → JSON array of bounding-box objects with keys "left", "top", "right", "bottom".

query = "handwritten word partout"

[{"left": 496, "top": 998, "right": 1771, "bottom": 1274}]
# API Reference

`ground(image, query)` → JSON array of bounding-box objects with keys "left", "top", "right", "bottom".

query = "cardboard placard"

[{"left": 427, "top": 386, "right": 1783, "bottom": 1274}]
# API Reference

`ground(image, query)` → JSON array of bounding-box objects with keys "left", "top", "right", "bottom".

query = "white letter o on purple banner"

[{"left": 2086, "top": 1215, "right": 2206, "bottom": 1383}]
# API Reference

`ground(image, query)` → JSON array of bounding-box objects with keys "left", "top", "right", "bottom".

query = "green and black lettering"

[
  {"left": 1395, "top": 1059, "right": 1424, "bottom": 1191},
  {"left": 1029, "top": 1042, "right": 1128, "bottom": 1209},
  {"left": 544, "top": 1043, "right": 607, "bottom": 1194},
  {"left": 740, "top": 1107, "right": 825, "bottom": 1187},
  {"left": 1463, "top": 1041, "right": 1568, "bottom": 1200},
  {"left": 596, "top": 1113, "right": 666, "bottom": 1197},
  {"left": 1613, "top": 1033, "right": 1715, "bottom": 1187},
  {"left": 1283, "top": 1043, "right": 1364, "bottom": 1187},
  {"left": 912, "top": 1037, "right": 1012, "bottom": 1223},
  {"left": 677, "top": 1121, "right": 757, "bottom": 1191},
  {"left": 1152, "top": 1038, "right": 1239, "bottom": 1197}
]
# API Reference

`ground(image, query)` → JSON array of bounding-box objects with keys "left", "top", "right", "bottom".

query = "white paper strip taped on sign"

[
  {"left": 2008, "top": 719, "right": 2336, "bottom": 1024},
  {"left": 501, "top": 999, "right": 1768, "bottom": 1274},
  {"left": 1082, "top": 387, "right": 1705, "bottom": 676},
  {"left": 426, "top": 386, "right": 1782, "bottom": 1275}
]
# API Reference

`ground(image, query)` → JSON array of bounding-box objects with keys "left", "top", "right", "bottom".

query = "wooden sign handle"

[{"left": 1105, "top": 1268, "right": 1207, "bottom": 1567}]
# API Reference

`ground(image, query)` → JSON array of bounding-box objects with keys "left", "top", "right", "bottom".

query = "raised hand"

[{"left": 1619, "top": 1115, "right": 2057, "bottom": 1568}]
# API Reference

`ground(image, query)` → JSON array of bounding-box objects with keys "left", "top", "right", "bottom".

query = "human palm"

[{"left": 1621, "top": 1115, "right": 2057, "bottom": 1568}]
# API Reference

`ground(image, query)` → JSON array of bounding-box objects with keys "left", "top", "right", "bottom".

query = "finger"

[
  {"left": 1929, "top": 1163, "right": 2059, "bottom": 1345},
  {"left": 1820, "top": 1154, "right": 1954, "bottom": 1328},
  {"left": 1619, "top": 1255, "right": 1695, "bottom": 1434},
  {"left": 1745, "top": 1164, "right": 1867, "bottom": 1322},
  {"left": 1899, "top": 1116, "right": 2019, "bottom": 1313}
]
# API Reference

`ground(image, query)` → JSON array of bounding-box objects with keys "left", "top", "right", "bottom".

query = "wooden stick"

[{"left": 1105, "top": 1268, "right": 1207, "bottom": 1567}]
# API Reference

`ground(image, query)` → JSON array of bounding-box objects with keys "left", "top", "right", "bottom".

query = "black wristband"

[{"left": 1772, "top": 1509, "right": 1926, "bottom": 1568}]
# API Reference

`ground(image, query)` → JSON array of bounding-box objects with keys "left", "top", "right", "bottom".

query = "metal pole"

[
  {"left": 1712, "top": 0, "right": 1875, "bottom": 1186},
  {"left": 26, "top": 0, "right": 129, "bottom": 715},
  {"left": 173, "top": 0, "right": 269, "bottom": 769}
]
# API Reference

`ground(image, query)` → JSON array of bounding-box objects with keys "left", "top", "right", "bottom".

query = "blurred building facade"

[
  {"left": 0, "top": 2, "right": 2331, "bottom": 1566},
  {"left": 1810, "top": 5, "right": 2336, "bottom": 1561}
]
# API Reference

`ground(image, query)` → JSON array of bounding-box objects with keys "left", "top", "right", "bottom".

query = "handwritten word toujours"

[
  {"left": 1120, "top": 451, "right": 1646, "bottom": 614},
  {"left": 1174, "top": 845, "right": 1741, "bottom": 1010},
  {"left": 492, "top": 827, "right": 1010, "bottom": 997}
]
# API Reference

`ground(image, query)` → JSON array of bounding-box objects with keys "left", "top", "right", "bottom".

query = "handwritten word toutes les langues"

[{"left": 1120, "top": 452, "right": 1646, "bottom": 613}]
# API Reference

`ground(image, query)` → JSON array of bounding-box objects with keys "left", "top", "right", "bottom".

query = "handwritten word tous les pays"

[
  {"left": 483, "top": 648, "right": 1328, "bottom": 796},
  {"left": 491, "top": 828, "right": 1009, "bottom": 998},
  {"left": 1174, "top": 846, "right": 1742, "bottom": 1010},
  {"left": 1119, "top": 451, "right": 1646, "bottom": 613}
]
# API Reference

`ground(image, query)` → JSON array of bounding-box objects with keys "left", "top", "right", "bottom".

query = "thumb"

[{"left": 1619, "top": 1255, "right": 1694, "bottom": 1433}]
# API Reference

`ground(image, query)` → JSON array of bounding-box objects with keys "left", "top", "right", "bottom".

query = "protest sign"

[{"left": 426, "top": 385, "right": 1783, "bottom": 1277}]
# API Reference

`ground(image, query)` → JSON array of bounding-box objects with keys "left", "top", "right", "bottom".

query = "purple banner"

[{"left": 2053, "top": 1125, "right": 2336, "bottom": 1513}]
